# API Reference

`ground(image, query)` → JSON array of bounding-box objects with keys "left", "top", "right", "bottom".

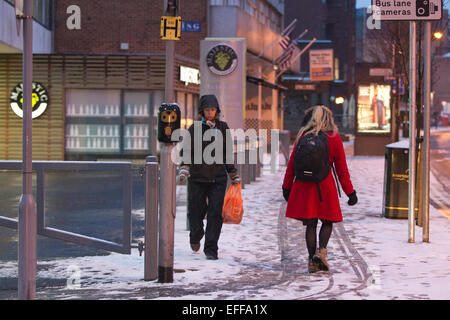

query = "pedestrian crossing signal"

[{"left": 161, "top": 16, "right": 181, "bottom": 40}]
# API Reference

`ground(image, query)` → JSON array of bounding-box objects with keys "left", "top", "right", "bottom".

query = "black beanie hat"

[{"left": 199, "top": 95, "right": 221, "bottom": 115}]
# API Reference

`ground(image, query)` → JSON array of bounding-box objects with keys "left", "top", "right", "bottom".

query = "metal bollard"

[
  {"left": 235, "top": 139, "right": 245, "bottom": 189},
  {"left": 158, "top": 144, "right": 177, "bottom": 283},
  {"left": 145, "top": 156, "right": 159, "bottom": 281},
  {"left": 255, "top": 137, "right": 262, "bottom": 178},
  {"left": 250, "top": 137, "right": 257, "bottom": 182},
  {"left": 243, "top": 138, "right": 251, "bottom": 185}
]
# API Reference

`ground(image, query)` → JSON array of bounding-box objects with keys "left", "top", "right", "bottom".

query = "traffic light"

[{"left": 164, "top": 0, "right": 179, "bottom": 16}]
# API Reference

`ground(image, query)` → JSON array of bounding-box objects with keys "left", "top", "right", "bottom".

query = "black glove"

[
  {"left": 282, "top": 188, "right": 291, "bottom": 202},
  {"left": 347, "top": 191, "right": 358, "bottom": 206}
]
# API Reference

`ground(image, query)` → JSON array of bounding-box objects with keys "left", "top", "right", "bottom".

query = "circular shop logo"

[
  {"left": 206, "top": 44, "right": 238, "bottom": 76},
  {"left": 10, "top": 82, "right": 49, "bottom": 119}
]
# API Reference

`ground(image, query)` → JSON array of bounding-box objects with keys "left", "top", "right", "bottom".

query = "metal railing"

[{"left": 0, "top": 161, "right": 133, "bottom": 254}]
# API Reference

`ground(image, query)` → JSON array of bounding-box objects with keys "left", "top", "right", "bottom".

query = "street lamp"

[
  {"left": 335, "top": 97, "right": 345, "bottom": 104},
  {"left": 433, "top": 31, "right": 443, "bottom": 40}
]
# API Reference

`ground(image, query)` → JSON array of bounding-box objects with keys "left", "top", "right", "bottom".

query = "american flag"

[
  {"left": 279, "top": 22, "right": 296, "bottom": 50},
  {"left": 276, "top": 22, "right": 298, "bottom": 71},
  {"left": 279, "top": 34, "right": 291, "bottom": 50},
  {"left": 275, "top": 42, "right": 296, "bottom": 70}
]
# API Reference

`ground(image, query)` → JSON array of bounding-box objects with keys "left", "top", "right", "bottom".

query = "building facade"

[
  {"left": 208, "top": 0, "right": 290, "bottom": 135},
  {"left": 0, "top": 0, "right": 205, "bottom": 160},
  {"left": 0, "top": 0, "right": 289, "bottom": 161},
  {"left": 281, "top": 0, "right": 357, "bottom": 137}
]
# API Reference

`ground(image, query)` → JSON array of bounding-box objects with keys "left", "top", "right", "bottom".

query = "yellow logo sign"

[
  {"left": 10, "top": 82, "right": 49, "bottom": 119},
  {"left": 161, "top": 16, "right": 181, "bottom": 40}
]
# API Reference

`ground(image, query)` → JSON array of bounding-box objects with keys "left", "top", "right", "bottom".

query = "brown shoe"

[
  {"left": 190, "top": 243, "right": 200, "bottom": 252},
  {"left": 313, "top": 248, "right": 329, "bottom": 271},
  {"left": 308, "top": 258, "right": 319, "bottom": 273}
]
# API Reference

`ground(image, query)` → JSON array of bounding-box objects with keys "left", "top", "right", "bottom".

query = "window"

[
  {"left": 210, "top": 0, "right": 240, "bottom": 6},
  {"left": 243, "top": 0, "right": 255, "bottom": 16},
  {"left": 65, "top": 89, "right": 162, "bottom": 157},
  {"left": 227, "top": 0, "right": 240, "bottom": 6},
  {"left": 259, "top": 2, "right": 266, "bottom": 24},
  {"left": 6, "top": 0, "right": 52, "bottom": 29},
  {"left": 175, "top": 92, "right": 199, "bottom": 129}
]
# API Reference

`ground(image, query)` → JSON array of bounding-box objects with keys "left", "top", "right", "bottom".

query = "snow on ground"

[{"left": 0, "top": 150, "right": 449, "bottom": 300}]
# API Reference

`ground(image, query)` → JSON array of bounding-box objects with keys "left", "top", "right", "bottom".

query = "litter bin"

[{"left": 383, "top": 140, "right": 419, "bottom": 219}]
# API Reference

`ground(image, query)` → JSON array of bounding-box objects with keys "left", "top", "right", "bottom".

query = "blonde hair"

[{"left": 295, "top": 105, "right": 338, "bottom": 143}]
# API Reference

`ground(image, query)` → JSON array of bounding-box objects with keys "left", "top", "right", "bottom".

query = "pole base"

[{"left": 158, "top": 266, "right": 173, "bottom": 283}]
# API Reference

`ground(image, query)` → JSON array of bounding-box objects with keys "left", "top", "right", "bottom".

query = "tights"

[{"left": 305, "top": 220, "right": 333, "bottom": 259}]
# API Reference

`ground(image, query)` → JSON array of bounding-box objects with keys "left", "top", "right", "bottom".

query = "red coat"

[{"left": 282, "top": 133, "right": 354, "bottom": 222}]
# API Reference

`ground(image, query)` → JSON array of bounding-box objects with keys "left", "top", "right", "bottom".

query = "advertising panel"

[{"left": 357, "top": 84, "right": 391, "bottom": 133}]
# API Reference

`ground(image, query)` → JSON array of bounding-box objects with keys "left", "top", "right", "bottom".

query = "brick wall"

[{"left": 54, "top": 0, "right": 208, "bottom": 60}]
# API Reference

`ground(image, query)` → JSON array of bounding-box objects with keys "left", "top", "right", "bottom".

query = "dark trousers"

[{"left": 187, "top": 178, "right": 227, "bottom": 256}]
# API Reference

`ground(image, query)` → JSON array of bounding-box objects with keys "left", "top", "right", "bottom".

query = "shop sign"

[
  {"left": 370, "top": 68, "right": 393, "bottom": 77},
  {"left": 200, "top": 39, "right": 246, "bottom": 129},
  {"left": 10, "top": 82, "right": 49, "bottom": 119},
  {"left": 180, "top": 66, "right": 200, "bottom": 85},
  {"left": 309, "top": 49, "right": 334, "bottom": 81},
  {"left": 295, "top": 84, "right": 316, "bottom": 91},
  {"left": 206, "top": 44, "right": 238, "bottom": 76}
]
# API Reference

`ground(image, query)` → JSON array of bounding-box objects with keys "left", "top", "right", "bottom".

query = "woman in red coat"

[{"left": 282, "top": 105, "right": 357, "bottom": 273}]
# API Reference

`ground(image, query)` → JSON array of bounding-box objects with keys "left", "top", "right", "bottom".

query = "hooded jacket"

[
  {"left": 181, "top": 95, "right": 237, "bottom": 182},
  {"left": 199, "top": 94, "right": 221, "bottom": 115}
]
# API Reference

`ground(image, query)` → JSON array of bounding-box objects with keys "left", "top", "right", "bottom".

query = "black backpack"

[{"left": 294, "top": 131, "right": 331, "bottom": 201}]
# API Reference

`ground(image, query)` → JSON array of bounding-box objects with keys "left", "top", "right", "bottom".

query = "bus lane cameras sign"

[{"left": 371, "top": 0, "right": 442, "bottom": 20}]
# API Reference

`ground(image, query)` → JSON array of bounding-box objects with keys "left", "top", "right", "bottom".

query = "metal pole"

[
  {"left": 18, "top": 0, "right": 37, "bottom": 300},
  {"left": 158, "top": 25, "right": 176, "bottom": 282},
  {"left": 422, "top": 22, "right": 431, "bottom": 243},
  {"left": 408, "top": 21, "right": 417, "bottom": 243},
  {"left": 145, "top": 156, "right": 159, "bottom": 281},
  {"left": 165, "top": 40, "right": 175, "bottom": 103},
  {"left": 158, "top": 144, "right": 176, "bottom": 283},
  {"left": 258, "top": 66, "right": 262, "bottom": 130},
  {"left": 271, "top": 129, "right": 280, "bottom": 174}
]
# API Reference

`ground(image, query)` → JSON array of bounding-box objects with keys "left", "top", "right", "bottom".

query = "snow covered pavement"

[{"left": 0, "top": 154, "right": 449, "bottom": 300}]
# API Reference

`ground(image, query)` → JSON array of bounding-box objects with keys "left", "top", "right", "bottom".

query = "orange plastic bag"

[{"left": 222, "top": 183, "right": 244, "bottom": 224}]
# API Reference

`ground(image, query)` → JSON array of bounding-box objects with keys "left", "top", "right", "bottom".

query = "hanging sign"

[
  {"left": 10, "top": 82, "right": 49, "bottom": 119},
  {"left": 309, "top": 49, "right": 334, "bottom": 81}
]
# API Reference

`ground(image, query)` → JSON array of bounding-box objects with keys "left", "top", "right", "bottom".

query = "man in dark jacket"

[{"left": 179, "top": 94, "right": 240, "bottom": 260}]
